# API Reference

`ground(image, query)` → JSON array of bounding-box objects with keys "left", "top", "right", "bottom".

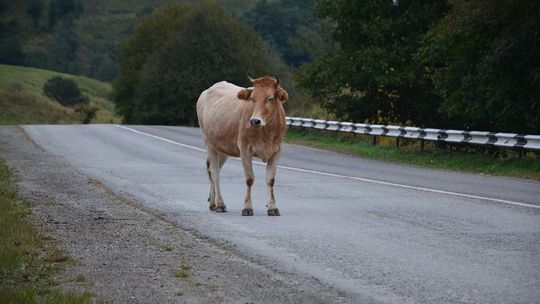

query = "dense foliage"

[
  {"left": 299, "top": 0, "right": 447, "bottom": 126},
  {"left": 47, "top": 0, "right": 84, "bottom": 30},
  {"left": 43, "top": 76, "right": 88, "bottom": 106},
  {"left": 0, "top": 0, "right": 84, "bottom": 75},
  {"left": 113, "top": 2, "right": 281, "bottom": 125},
  {"left": 419, "top": 0, "right": 540, "bottom": 134},
  {"left": 241, "top": 0, "right": 325, "bottom": 67},
  {"left": 0, "top": 0, "right": 140, "bottom": 81},
  {"left": 300, "top": 0, "right": 539, "bottom": 134}
]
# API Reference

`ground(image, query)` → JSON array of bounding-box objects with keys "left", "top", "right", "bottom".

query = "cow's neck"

[
  {"left": 258, "top": 107, "right": 285, "bottom": 161},
  {"left": 241, "top": 104, "right": 286, "bottom": 161}
]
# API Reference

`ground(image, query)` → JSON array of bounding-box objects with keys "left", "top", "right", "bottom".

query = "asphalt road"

[{"left": 23, "top": 124, "right": 540, "bottom": 304}]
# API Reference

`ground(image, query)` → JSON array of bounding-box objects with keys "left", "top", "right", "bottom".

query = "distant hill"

[
  {"left": 0, "top": 0, "right": 318, "bottom": 81},
  {"left": 0, "top": 1, "right": 264, "bottom": 80},
  {"left": 0, "top": 64, "right": 119, "bottom": 124}
]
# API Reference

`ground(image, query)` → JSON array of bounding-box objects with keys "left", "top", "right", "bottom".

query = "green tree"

[
  {"left": 112, "top": 4, "right": 192, "bottom": 123},
  {"left": 419, "top": 0, "right": 540, "bottom": 134},
  {"left": 0, "top": 20, "right": 25, "bottom": 65},
  {"left": 48, "top": 0, "right": 83, "bottom": 30},
  {"left": 86, "top": 54, "right": 117, "bottom": 81},
  {"left": 46, "top": 24, "right": 79, "bottom": 74},
  {"left": 113, "top": 2, "right": 282, "bottom": 125},
  {"left": 26, "top": 0, "right": 44, "bottom": 27},
  {"left": 242, "top": 0, "right": 320, "bottom": 67},
  {"left": 298, "top": 0, "right": 447, "bottom": 126}
]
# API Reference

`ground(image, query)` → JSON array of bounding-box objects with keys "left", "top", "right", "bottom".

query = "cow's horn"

[
  {"left": 247, "top": 73, "right": 255, "bottom": 83},
  {"left": 275, "top": 74, "right": 280, "bottom": 85}
]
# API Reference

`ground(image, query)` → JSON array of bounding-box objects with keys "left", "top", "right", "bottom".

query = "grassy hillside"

[{"left": 0, "top": 64, "right": 120, "bottom": 124}]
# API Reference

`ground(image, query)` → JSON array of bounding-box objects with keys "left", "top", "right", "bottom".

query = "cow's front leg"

[
  {"left": 240, "top": 152, "right": 254, "bottom": 216},
  {"left": 208, "top": 148, "right": 227, "bottom": 213},
  {"left": 266, "top": 150, "right": 281, "bottom": 216}
]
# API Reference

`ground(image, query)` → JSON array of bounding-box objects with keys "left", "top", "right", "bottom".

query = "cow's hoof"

[
  {"left": 242, "top": 208, "right": 254, "bottom": 216},
  {"left": 209, "top": 204, "right": 216, "bottom": 211},
  {"left": 215, "top": 206, "right": 227, "bottom": 213},
  {"left": 267, "top": 208, "right": 280, "bottom": 216}
]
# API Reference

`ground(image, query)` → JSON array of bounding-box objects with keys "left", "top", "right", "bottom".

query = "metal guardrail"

[{"left": 286, "top": 117, "right": 540, "bottom": 151}]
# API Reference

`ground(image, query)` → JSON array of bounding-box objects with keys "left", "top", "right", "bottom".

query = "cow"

[{"left": 196, "top": 75, "right": 288, "bottom": 216}]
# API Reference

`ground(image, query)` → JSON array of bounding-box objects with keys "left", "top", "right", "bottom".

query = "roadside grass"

[
  {"left": 171, "top": 263, "right": 214, "bottom": 288},
  {"left": 172, "top": 264, "right": 192, "bottom": 279},
  {"left": 0, "top": 64, "right": 120, "bottom": 124},
  {"left": 0, "top": 160, "right": 94, "bottom": 303},
  {"left": 74, "top": 275, "right": 87, "bottom": 283},
  {"left": 160, "top": 245, "right": 173, "bottom": 252},
  {"left": 285, "top": 129, "right": 540, "bottom": 180}
]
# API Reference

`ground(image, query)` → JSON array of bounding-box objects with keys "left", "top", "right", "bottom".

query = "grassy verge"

[
  {"left": 0, "top": 160, "right": 93, "bottom": 303},
  {"left": 285, "top": 129, "right": 540, "bottom": 180},
  {"left": 0, "top": 64, "right": 120, "bottom": 124}
]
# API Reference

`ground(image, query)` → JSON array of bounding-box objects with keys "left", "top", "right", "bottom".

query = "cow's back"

[{"left": 197, "top": 81, "right": 245, "bottom": 156}]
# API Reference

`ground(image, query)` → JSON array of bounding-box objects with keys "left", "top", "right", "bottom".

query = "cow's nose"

[{"left": 250, "top": 118, "right": 262, "bottom": 127}]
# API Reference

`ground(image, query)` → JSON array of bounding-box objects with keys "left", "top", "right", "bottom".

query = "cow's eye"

[{"left": 267, "top": 97, "right": 274, "bottom": 103}]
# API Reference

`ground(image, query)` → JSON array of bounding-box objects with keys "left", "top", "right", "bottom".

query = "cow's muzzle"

[{"left": 250, "top": 118, "right": 263, "bottom": 127}]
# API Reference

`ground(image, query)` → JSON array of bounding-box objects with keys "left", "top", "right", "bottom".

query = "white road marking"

[
  {"left": 116, "top": 125, "right": 540, "bottom": 210},
  {"left": 117, "top": 125, "right": 206, "bottom": 152}
]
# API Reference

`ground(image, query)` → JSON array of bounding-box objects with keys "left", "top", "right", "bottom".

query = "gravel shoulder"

[{"left": 0, "top": 126, "right": 343, "bottom": 303}]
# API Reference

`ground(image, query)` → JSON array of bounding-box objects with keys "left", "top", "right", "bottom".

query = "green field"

[
  {"left": 0, "top": 64, "right": 120, "bottom": 124},
  {"left": 285, "top": 129, "right": 540, "bottom": 180}
]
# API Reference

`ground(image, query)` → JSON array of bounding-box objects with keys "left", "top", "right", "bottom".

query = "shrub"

[
  {"left": 43, "top": 76, "right": 88, "bottom": 107},
  {"left": 74, "top": 104, "right": 98, "bottom": 124}
]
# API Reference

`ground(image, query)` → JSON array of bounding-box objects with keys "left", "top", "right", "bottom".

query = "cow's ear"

[
  {"left": 237, "top": 88, "right": 253, "bottom": 100},
  {"left": 277, "top": 88, "right": 288, "bottom": 103}
]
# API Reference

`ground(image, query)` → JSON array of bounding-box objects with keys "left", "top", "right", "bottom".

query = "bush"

[{"left": 43, "top": 76, "right": 88, "bottom": 107}]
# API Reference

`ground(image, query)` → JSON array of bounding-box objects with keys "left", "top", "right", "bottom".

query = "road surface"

[{"left": 21, "top": 124, "right": 540, "bottom": 303}]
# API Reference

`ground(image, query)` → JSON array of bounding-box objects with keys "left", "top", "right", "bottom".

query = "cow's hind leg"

[
  {"left": 208, "top": 148, "right": 228, "bottom": 213},
  {"left": 265, "top": 151, "right": 281, "bottom": 216},
  {"left": 206, "top": 158, "right": 216, "bottom": 211}
]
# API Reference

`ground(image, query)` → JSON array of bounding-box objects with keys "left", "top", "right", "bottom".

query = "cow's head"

[{"left": 237, "top": 75, "right": 288, "bottom": 128}]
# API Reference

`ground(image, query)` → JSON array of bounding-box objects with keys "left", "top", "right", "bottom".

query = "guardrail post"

[
  {"left": 372, "top": 136, "right": 377, "bottom": 146},
  {"left": 396, "top": 137, "right": 400, "bottom": 147},
  {"left": 420, "top": 139, "right": 425, "bottom": 150}
]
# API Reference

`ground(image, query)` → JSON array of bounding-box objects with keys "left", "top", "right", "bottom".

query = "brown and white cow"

[{"left": 196, "top": 75, "right": 288, "bottom": 216}]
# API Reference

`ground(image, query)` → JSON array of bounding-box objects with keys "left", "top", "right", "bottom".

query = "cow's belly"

[
  {"left": 214, "top": 142, "right": 241, "bottom": 158},
  {"left": 200, "top": 99, "right": 243, "bottom": 157},
  {"left": 204, "top": 129, "right": 241, "bottom": 157}
]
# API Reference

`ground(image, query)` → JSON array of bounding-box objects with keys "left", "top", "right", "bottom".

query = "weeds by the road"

[
  {"left": 285, "top": 129, "right": 540, "bottom": 180},
  {"left": 173, "top": 264, "right": 192, "bottom": 279},
  {"left": 0, "top": 160, "right": 93, "bottom": 303}
]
